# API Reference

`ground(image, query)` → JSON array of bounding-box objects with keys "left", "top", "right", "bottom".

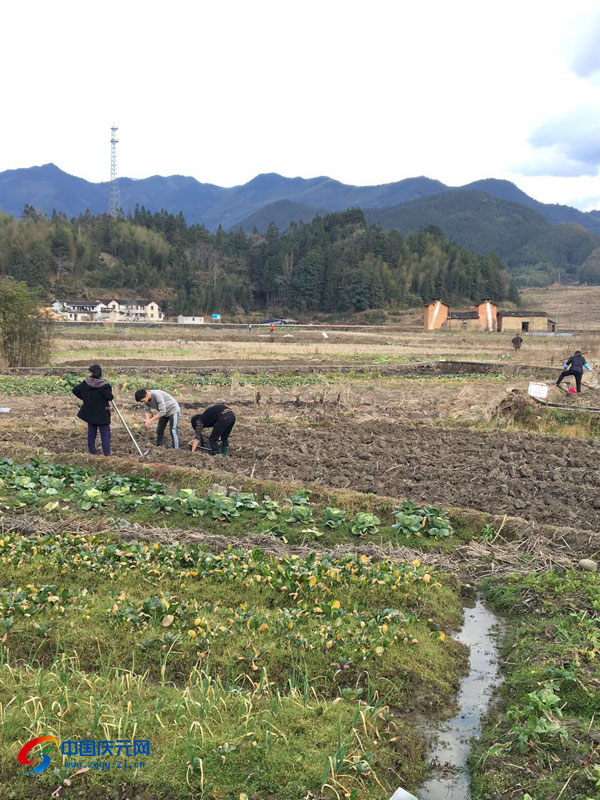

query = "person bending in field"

[
  {"left": 556, "top": 350, "right": 594, "bottom": 393},
  {"left": 134, "top": 388, "right": 180, "bottom": 449},
  {"left": 72, "top": 364, "right": 113, "bottom": 456},
  {"left": 190, "top": 404, "right": 236, "bottom": 455}
]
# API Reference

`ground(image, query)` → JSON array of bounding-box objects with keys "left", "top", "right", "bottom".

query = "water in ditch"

[{"left": 391, "top": 597, "right": 502, "bottom": 800}]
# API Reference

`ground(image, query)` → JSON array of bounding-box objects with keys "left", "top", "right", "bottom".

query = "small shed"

[
  {"left": 446, "top": 311, "right": 481, "bottom": 331},
  {"left": 497, "top": 311, "right": 556, "bottom": 333},
  {"left": 177, "top": 315, "right": 205, "bottom": 325}
]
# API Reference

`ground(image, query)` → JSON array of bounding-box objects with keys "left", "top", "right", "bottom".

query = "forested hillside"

[
  {"left": 366, "top": 191, "right": 600, "bottom": 278},
  {"left": 0, "top": 206, "right": 519, "bottom": 316},
  {"left": 238, "top": 193, "right": 600, "bottom": 286},
  {"left": 3, "top": 165, "right": 599, "bottom": 289}
]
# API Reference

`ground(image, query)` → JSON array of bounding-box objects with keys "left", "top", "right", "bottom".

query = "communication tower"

[{"left": 109, "top": 125, "right": 120, "bottom": 217}]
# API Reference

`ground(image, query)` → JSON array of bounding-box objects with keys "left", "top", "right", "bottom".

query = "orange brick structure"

[
  {"left": 423, "top": 300, "right": 449, "bottom": 330},
  {"left": 423, "top": 298, "right": 553, "bottom": 333},
  {"left": 425, "top": 299, "right": 497, "bottom": 331},
  {"left": 477, "top": 299, "right": 498, "bottom": 332}
]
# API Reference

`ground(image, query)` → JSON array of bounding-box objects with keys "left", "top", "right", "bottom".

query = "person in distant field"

[
  {"left": 556, "top": 350, "right": 594, "bottom": 393},
  {"left": 135, "top": 388, "right": 180, "bottom": 448},
  {"left": 511, "top": 334, "right": 523, "bottom": 351},
  {"left": 190, "top": 404, "right": 236, "bottom": 455},
  {"left": 72, "top": 364, "right": 113, "bottom": 456},
  {"left": 270, "top": 323, "right": 275, "bottom": 333}
]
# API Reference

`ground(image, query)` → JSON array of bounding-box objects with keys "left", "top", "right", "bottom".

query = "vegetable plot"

[
  {"left": 0, "top": 458, "right": 455, "bottom": 541},
  {"left": 0, "top": 530, "right": 464, "bottom": 705},
  {"left": 0, "top": 523, "right": 466, "bottom": 799}
]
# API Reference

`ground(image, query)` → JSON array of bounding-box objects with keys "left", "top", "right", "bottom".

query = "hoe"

[{"left": 111, "top": 400, "right": 151, "bottom": 460}]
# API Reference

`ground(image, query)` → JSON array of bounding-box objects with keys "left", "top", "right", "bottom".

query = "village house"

[
  {"left": 497, "top": 311, "right": 556, "bottom": 333},
  {"left": 424, "top": 299, "right": 498, "bottom": 332},
  {"left": 424, "top": 299, "right": 555, "bottom": 333},
  {"left": 57, "top": 301, "right": 106, "bottom": 322},
  {"left": 55, "top": 299, "right": 163, "bottom": 323},
  {"left": 101, "top": 299, "right": 163, "bottom": 322},
  {"left": 445, "top": 310, "right": 481, "bottom": 331}
]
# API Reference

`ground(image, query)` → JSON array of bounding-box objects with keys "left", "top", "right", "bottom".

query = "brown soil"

[
  {"left": 1, "top": 378, "right": 516, "bottom": 424},
  {"left": 495, "top": 389, "right": 539, "bottom": 423},
  {"left": 190, "top": 423, "right": 600, "bottom": 530},
  {"left": 3, "top": 387, "right": 599, "bottom": 530}
]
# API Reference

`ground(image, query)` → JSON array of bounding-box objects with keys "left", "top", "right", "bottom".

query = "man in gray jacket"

[{"left": 134, "top": 388, "right": 180, "bottom": 449}]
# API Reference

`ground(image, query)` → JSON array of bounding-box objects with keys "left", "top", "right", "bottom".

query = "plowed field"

[{"left": 3, "top": 387, "right": 598, "bottom": 530}]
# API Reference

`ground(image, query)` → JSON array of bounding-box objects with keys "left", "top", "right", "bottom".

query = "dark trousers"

[
  {"left": 156, "top": 413, "right": 179, "bottom": 449},
  {"left": 556, "top": 368, "right": 582, "bottom": 392},
  {"left": 87, "top": 424, "right": 111, "bottom": 456},
  {"left": 209, "top": 410, "right": 235, "bottom": 452}
]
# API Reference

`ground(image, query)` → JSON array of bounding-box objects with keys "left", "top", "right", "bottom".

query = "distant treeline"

[{"left": 0, "top": 205, "right": 519, "bottom": 315}]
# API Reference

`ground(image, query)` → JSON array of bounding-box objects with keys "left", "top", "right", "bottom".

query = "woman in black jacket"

[{"left": 72, "top": 364, "right": 113, "bottom": 455}]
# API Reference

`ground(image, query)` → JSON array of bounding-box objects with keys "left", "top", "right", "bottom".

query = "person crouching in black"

[
  {"left": 72, "top": 364, "right": 113, "bottom": 456},
  {"left": 190, "top": 404, "right": 236, "bottom": 455}
]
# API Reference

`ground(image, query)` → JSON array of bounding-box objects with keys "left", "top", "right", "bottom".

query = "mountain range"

[{"left": 1, "top": 163, "right": 600, "bottom": 273}]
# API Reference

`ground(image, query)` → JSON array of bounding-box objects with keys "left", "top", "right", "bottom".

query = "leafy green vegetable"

[
  {"left": 350, "top": 513, "right": 380, "bottom": 536},
  {"left": 323, "top": 507, "right": 347, "bottom": 528}
]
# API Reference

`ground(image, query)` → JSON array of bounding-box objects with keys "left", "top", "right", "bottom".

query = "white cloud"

[
  {"left": 566, "top": 192, "right": 600, "bottom": 211},
  {"left": 514, "top": 149, "right": 598, "bottom": 178},
  {"left": 567, "top": 7, "right": 600, "bottom": 77},
  {"left": 516, "top": 105, "right": 600, "bottom": 177}
]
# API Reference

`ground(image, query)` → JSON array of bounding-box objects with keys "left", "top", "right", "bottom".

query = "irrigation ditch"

[{"left": 392, "top": 598, "right": 503, "bottom": 800}]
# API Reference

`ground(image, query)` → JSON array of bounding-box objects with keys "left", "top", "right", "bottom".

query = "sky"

[{"left": 2, "top": 0, "right": 600, "bottom": 210}]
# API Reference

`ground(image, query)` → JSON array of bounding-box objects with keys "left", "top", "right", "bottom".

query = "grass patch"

[
  {"left": 469, "top": 571, "right": 600, "bottom": 800},
  {"left": 0, "top": 659, "right": 425, "bottom": 800},
  {"left": 0, "top": 519, "right": 466, "bottom": 799},
  {"left": 443, "top": 403, "right": 600, "bottom": 440},
  {"left": 0, "top": 371, "right": 509, "bottom": 397},
  {"left": 0, "top": 530, "right": 464, "bottom": 703}
]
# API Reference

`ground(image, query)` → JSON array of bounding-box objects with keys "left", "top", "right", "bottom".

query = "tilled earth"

[
  {"left": 3, "top": 399, "right": 599, "bottom": 530},
  {"left": 214, "top": 423, "right": 600, "bottom": 531}
]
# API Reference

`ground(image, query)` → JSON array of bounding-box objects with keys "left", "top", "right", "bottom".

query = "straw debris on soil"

[
  {"left": 3, "top": 509, "right": 597, "bottom": 581},
  {"left": 494, "top": 388, "right": 538, "bottom": 424}
]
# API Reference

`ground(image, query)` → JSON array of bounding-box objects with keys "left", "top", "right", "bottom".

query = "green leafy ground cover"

[
  {"left": 0, "top": 371, "right": 507, "bottom": 396},
  {"left": 0, "top": 497, "right": 466, "bottom": 799},
  {"left": 470, "top": 571, "right": 600, "bottom": 800},
  {"left": 49, "top": 349, "right": 514, "bottom": 365},
  {"left": 0, "top": 459, "right": 464, "bottom": 550}
]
